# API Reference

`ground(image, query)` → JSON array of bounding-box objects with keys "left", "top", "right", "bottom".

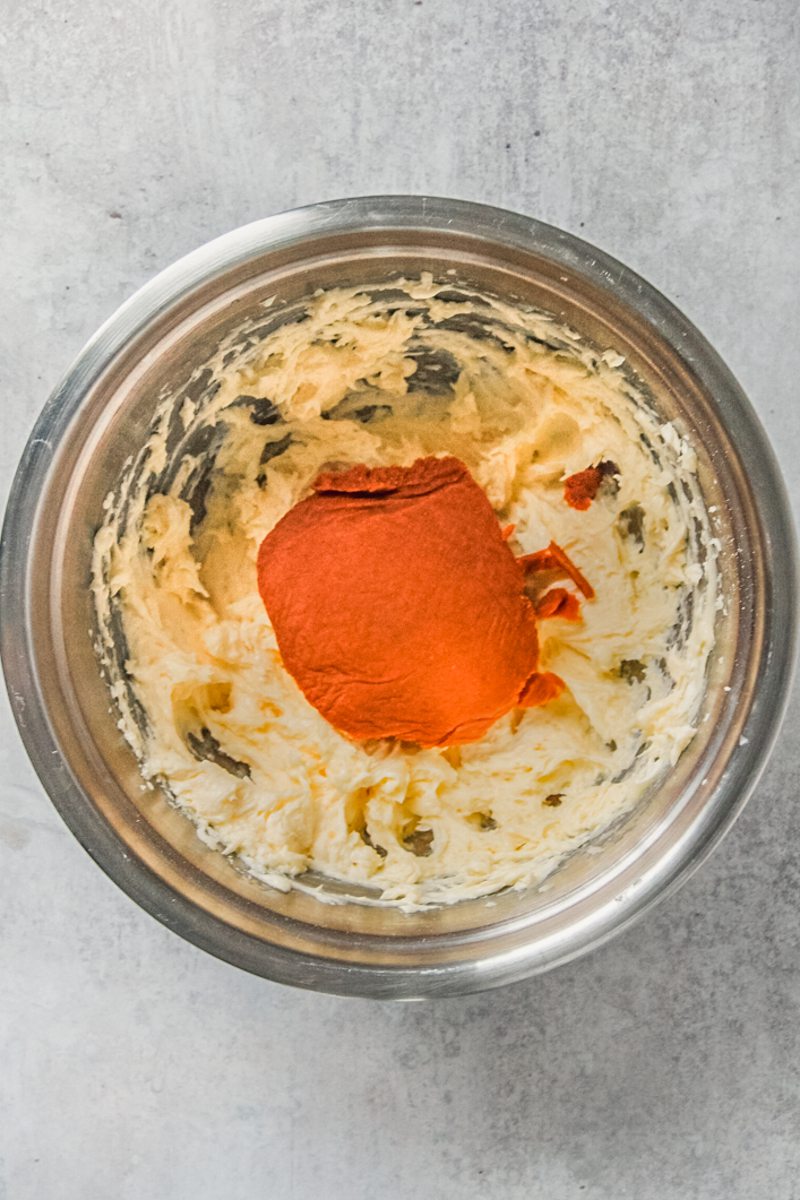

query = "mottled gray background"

[{"left": 1, "top": 1, "right": 798, "bottom": 1197}]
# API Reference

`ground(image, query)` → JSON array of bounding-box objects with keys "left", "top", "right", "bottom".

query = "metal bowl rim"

[{"left": 1, "top": 195, "right": 797, "bottom": 998}]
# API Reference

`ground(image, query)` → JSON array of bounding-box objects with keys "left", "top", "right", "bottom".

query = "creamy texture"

[{"left": 92, "top": 277, "right": 717, "bottom": 907}]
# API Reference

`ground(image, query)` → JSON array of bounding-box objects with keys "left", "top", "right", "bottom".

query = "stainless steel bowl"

[{"left": 1, "top": 197, "right": 796, "bottom": 998}]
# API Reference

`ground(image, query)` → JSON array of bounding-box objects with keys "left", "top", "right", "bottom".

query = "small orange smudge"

[
  {"left": 535, "top": 587, "right": 582, "bottom": 621},
  {"left": 517, "top": 540, "right": 595, "bottom": 599}
]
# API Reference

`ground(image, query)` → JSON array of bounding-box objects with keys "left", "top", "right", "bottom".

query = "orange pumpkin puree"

[
  {"left": 258, "top": 456, "right": 590, "bottom": 747},
  {"left": 563, "top": 460, "right": 619, "bottom": 511}
]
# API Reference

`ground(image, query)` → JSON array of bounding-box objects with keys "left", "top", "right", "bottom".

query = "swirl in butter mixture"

[{"left": 92, "top": 277, "right": 717, "bottom": 907}]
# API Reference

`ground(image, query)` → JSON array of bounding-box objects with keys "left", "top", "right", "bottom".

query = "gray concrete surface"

[{"left": 1, "top": 1, "right": 799, "bottom": 1197}]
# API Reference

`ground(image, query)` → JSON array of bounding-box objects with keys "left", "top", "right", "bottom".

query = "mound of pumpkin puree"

[
  {"left": 92, "top": 278, "right": 717, "bottom": 908},
  {"left": 258, "top": 455, "right": 574, "bottom": 746}
]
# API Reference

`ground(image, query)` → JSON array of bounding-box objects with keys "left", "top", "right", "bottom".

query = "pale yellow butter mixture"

[{"left": 92, "top": 277, "right": 717, "bottom": 907}]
